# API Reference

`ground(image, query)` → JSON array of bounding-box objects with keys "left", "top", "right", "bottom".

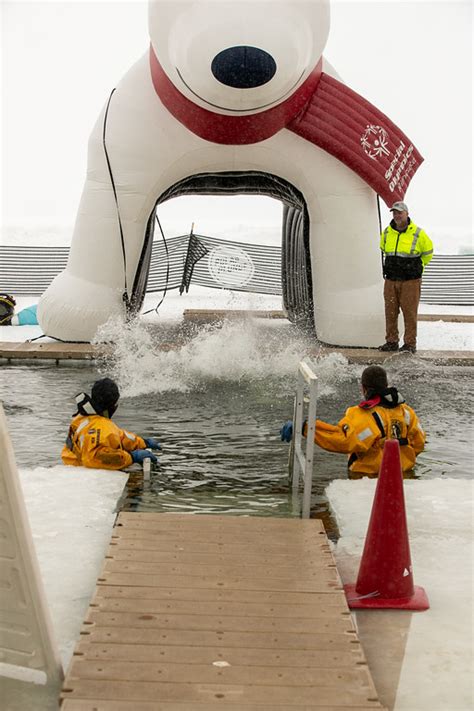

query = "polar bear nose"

[{"left": 211, "top": 46, "right": 277, "bottom": 88}]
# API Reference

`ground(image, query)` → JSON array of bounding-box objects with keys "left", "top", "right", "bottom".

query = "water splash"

[{"left": 93, "top": 315, "right": 353, "bottom": 398}]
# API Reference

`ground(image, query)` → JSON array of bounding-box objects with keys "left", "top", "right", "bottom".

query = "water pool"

[{"left": 1, "top": 320, "right": 472, "bottom": 525}]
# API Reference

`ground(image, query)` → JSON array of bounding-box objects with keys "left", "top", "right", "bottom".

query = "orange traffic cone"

[{"left": 344, "top": 439, "right": 429, "bottom": 610}]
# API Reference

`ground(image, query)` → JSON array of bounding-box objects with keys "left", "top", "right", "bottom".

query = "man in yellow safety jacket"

[
  {"left": 378, "top": 201, "right": 433, "bottom": 354},
  {"left": 62, "top": 378, "right": 161, "bottom": 470},
  {"left": 280, "top": 366, "right": 426, "bottom": 478}
]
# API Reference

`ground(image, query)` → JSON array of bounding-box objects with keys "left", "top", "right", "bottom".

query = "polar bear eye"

[{"left": 211, "top": 46, "right": 277, "bottom": 89}]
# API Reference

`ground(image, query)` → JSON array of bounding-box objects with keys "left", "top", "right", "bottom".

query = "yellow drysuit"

[
  {"left": 310, "top": 401, "right": 425, "bottom": 477},
  {"left": 62, "top": 413, "right": 146, "bottom": 470}
]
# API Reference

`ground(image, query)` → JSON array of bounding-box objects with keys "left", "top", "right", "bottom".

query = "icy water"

[{"left": 1, "top": 319, "right": 472, "bottom": 526}]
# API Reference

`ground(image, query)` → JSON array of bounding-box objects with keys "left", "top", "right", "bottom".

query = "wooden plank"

[
  {"left": 105, "top": 544, "right": 334, "bottom": 565},
  {"left": 111, "top": 516, "right": 327, "bottom": 545},
  {"left": 62, "top": 702, "right": 382, "bottom": 711},
  {"left": 62, "top": 514, "right": 385, "bottom": 709},
  {"left": 100, "top": 559, "right": 338, "bottom": 581},
  {"left": 110, "top": 532, "right": 328, "bottom": 549},
  {"left": 66, "top": 658, "right": 376, "bottom": 689},
  {"left": 309, "top": 347, "right": 474, "bottom": 366},
  {"left": 0, "top": 341, "right": 108, "bottom": 360},
  {"left": 72, "top": 641, "right": 365, "bottom": 667},
  {"left": 104, "top": 541, "right": 335, "bottom": 563},
  {"left": 82, "top": 610, "right": 352, "bottom": 635},
  {"left": 116, "top": 511, "right": 325, "bottom": 537},
  {"left": 109, "top": 528, "right": 324, "bottom": 547},
  {"left": 90, "top": 594, "right": 350, "bottom": 618},
  {"left": 418, "top": 313, "right": 474, "bottom": 322},
  {"left": 95, "top": 572, "right": 342, "bottom": 593},
  {"left": 91, "top": 585, "right": 349, "bottom": 607},
  {"left": 61, "top": 678, "right": 380, "bottom": 706},
  {"left": 78, "top": 626, "right": 359, "bottom": 651},
  {"left": 107, "top": 536, "right": 331, "bottom": 556}
]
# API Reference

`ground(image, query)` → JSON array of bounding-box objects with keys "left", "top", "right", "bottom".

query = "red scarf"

[{"left": 149, "top": 47, "right": 423, "bottom": 206}]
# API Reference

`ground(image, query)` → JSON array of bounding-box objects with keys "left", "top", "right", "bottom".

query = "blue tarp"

[{"left": 14, "top": 304, "right": 38, "bottom": 325}]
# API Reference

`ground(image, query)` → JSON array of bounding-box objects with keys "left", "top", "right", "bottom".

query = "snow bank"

[
  {"left": 19, "top": 465, "right": 128, "bottom": 667},
  {"left": 327, "top": 478, "right": 474, "bottom": 711}
]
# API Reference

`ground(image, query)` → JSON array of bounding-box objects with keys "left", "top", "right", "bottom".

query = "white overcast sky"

[{"left": 1, "top": 0, "right": 472, "bottom": 248}]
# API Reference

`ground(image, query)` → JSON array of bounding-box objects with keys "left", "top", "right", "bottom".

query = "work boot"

[
  {"left": 378, "top": 342, "right": 399, "bottom": 352},
  {"left": 399, "top": 344, "right": 416, "bottom": 354}
]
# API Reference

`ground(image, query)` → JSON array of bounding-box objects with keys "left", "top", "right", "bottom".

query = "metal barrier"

[{"left": 290, "top": 360, "right": 318, "bottom": 519}]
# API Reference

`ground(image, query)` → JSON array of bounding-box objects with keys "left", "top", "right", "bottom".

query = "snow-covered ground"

[{"left": 328, "top": 478, "right": 473, "bottom": 711}]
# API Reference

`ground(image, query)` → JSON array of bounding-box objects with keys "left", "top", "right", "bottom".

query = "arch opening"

[{"left": 131, "top": 171, "right": 315, "bottom": 332}]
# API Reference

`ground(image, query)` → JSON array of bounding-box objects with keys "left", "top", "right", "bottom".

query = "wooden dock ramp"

[{"left": 61, "top": 513, "right": 385, "bottom": 710}]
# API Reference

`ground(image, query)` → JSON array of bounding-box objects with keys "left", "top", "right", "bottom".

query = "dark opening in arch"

[{"left": 131, "top": 171, "right": 315, "bottom": 331}]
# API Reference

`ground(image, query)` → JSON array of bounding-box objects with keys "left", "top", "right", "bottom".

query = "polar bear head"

[{"left": 149, "top": 0, "right": 330, "bottom": 123}]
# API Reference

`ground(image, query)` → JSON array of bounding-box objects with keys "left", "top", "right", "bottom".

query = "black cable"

[
  {"left": 377, "top": 194, "right": 385, "bottom": 272},
  {"left": 26, "top": 334, "right": 90, "bottom": 344},
  {"left": 142, "top": 212, "right": 171, "bottom": 315},
  {"left": 102, "top": 88, "right": 130, "bottom": 312},
  {"left": 376, "top": 194, "right": 383, "bottom": 233}
]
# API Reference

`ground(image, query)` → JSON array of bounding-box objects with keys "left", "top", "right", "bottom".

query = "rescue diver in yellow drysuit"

[
  {"left": 62, "top": 378, "right": 160, "bottom": 470},
  {"left": 281, "top": 366, "right": 425, "bottom": 477}
]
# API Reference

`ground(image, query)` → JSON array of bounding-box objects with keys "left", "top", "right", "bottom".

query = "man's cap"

[{"left": 390, "top": 201, "right": 409, "bottom": 212}]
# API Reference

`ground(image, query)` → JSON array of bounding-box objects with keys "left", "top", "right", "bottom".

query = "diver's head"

[
  {"left": 361, "top": 365, "right": 388, "bottom": 398},
  {"left": 90, "top": 378, "right": 120, "bottom": 418}
]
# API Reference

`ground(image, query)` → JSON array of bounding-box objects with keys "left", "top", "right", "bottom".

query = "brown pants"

[{"left": 384, "top": 278, "right": 421, "bottom": 347}]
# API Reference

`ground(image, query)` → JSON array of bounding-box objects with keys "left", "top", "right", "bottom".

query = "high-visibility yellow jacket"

[
  {"left": 311, "top": 401, "right": 425, "bottom": 476},
  {"left": 380, "top": 220, "right": 433, "bottom": 281},
  {"left": 62, "top": 413, "right": 146, "bottom": 470}
]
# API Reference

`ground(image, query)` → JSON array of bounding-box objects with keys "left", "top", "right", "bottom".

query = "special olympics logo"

[
  {"left": 208, "top": 246, "right": 255, "bottom": 287},
  {"left": 360, "top": 125, "right": 390, "bottom": 160}
]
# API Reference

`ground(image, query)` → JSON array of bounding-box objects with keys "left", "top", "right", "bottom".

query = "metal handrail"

[{"left": 291, "top": 359, "right": 318, "bottom": 518}]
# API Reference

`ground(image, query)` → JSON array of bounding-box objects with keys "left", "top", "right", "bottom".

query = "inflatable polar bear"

[{"left": 38, "top": 0, "right": 423, "bottom": 345}]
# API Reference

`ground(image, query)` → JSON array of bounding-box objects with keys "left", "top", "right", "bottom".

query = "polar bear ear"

[{"left": 148, "top": 0, "right": 330, "bottom": 114}]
